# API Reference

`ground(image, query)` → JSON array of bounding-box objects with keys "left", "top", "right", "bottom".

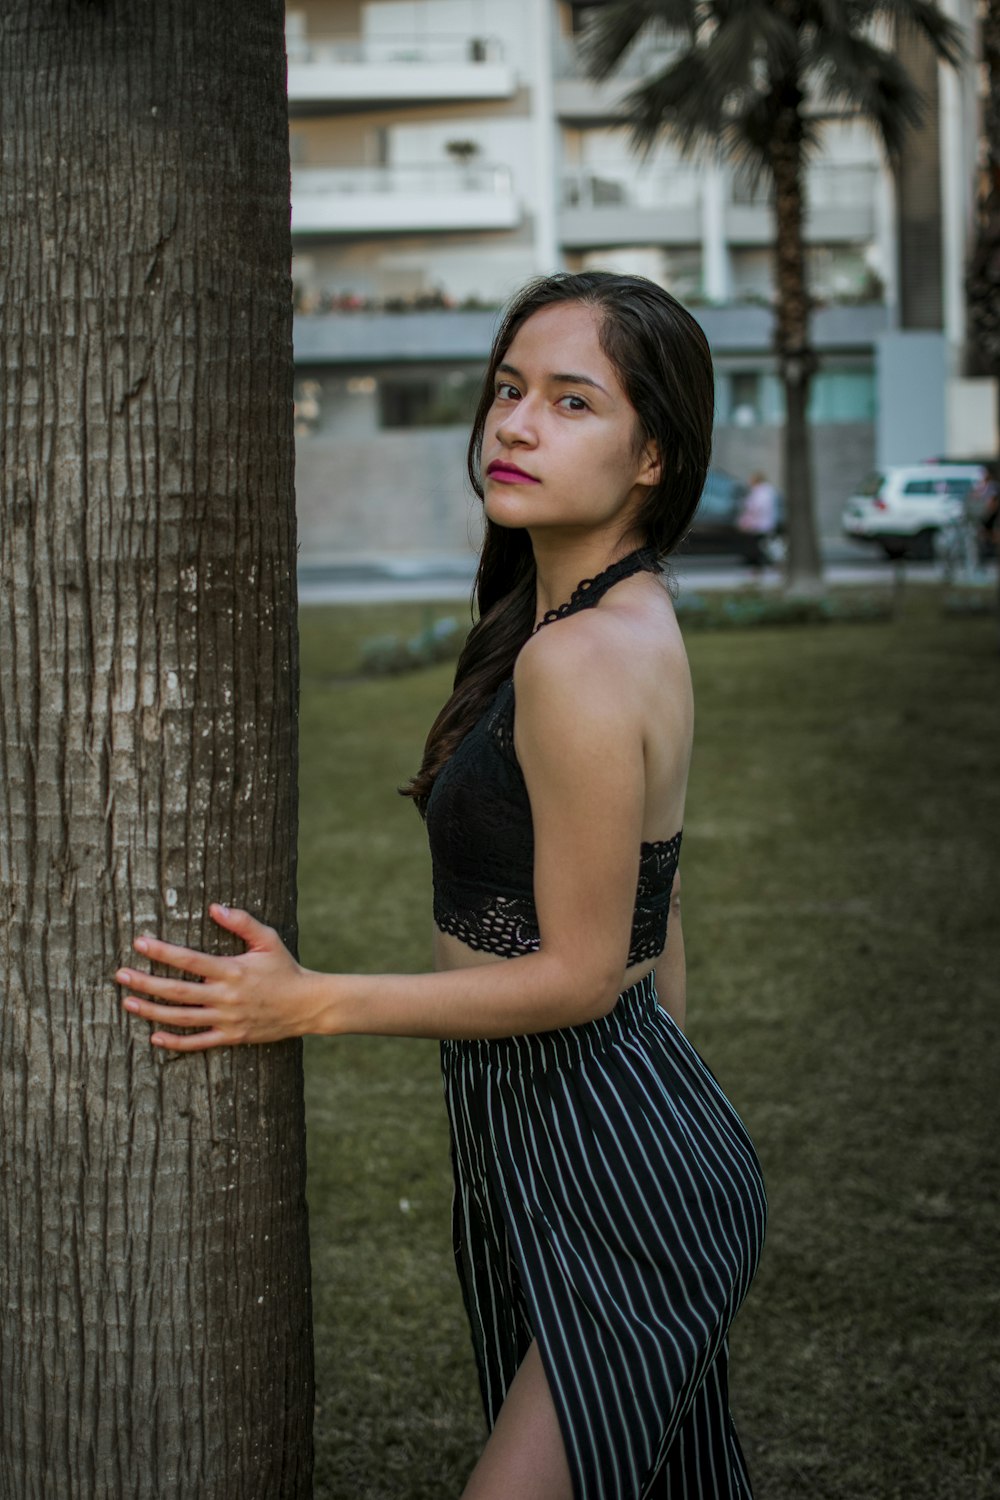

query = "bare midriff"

[{"left": 433, "top": 925, "right": 660, "bottom": 995}]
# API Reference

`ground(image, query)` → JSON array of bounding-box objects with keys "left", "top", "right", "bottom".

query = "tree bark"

[
  {"left": 0, "top": 3, "right": 313, "bottom": 1496},
  {"left": 966, "top": 0, "right": 1000, "bottom": 438},
  {"left": 771, "top": 87, "right": 824, "bottom": 595}
]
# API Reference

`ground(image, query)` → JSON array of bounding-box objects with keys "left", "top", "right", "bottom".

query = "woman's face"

[{"left": 481, "top": 301, "right": 660, "bottom": 542}]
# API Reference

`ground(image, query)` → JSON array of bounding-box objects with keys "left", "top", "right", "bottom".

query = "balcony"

[
  {"left": 559, "top": 167, "right": 702, "bottom": 248},
  {"left": 291, "top": 163, "right": 520, "bottom": 236},
  {"left": 289, "top": 302, "right": 889, "bottom": 368},
  {"left": 728, "top": 165, "right": 879, "bottom": 244},
  {"left": 293, "top": 309, "right": 499, "bottom": 365},
  {"left": 553, "top": 34, "right": 681, "bottom": 121},
  {"left": 286, "top": 32, "right": 517, "bottom": 110}
]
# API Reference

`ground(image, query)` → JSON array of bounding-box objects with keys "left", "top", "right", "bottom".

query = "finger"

[
  {"left": 209, "top": 903, "right": 275, "bottom": 950},
  {"left": 131, "top": 934, "right": 224, "bottom": 979},
  {"left": 123, "top": 995, "right": 218, "bottom": 1028},
  {"left": 150, "top": 1027, "right": 229, "bottom": 1053},
  {"left": 116, "top": 967, "right": 206, "bottom": 1005}
]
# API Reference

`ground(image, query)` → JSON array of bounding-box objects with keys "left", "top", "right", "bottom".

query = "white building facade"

[{"left": 287, "top": 0, "right": 992, "bottom": 560}]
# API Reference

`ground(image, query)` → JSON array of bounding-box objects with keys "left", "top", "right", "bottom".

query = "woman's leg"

[{"left": 460, "top": 1339, "right": 574, "bottom": 1500}]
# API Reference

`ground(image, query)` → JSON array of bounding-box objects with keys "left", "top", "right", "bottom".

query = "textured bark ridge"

[
  {"left": 0, "top": 3, "right": 313, "bottom": 1495},
  {"left": 966, "top": 0, "right": 1000, "bottom": 432}
]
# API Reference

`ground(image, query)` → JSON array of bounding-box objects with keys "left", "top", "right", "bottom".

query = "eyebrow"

[{"left": 497, "top": 361, "right": 611, "bottom": 398}]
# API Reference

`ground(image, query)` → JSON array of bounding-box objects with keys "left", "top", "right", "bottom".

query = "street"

[{"left": 296, "top": 544, "right": 984, "bottom": 606}]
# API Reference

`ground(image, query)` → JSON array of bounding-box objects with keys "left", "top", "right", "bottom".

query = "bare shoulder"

[
  {"left": 512, "top": 573, "right": 693, "bottom": 840},
  {"left": 514, "top": 574, "right": 691, "bottom": 724}
]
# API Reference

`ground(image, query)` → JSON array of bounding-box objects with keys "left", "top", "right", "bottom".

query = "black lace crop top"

[{"left": 424, "top": 549, "right": 683, "bottom": 966}]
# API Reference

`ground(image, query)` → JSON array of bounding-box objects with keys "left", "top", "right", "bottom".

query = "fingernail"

[
  {"left": 217, "top": 904, "right": 230, "bottom": 916},
  {"left": 150, "top": 1035, "right": 164, "bottom": 1047},
  {"left": 123, "top": 998, "right": 140, "bottom": 1012},
  {"left": 116, "top": 969, "right": 131, "bottom": 983},
  {"left": 134, "top": 937, "right": 149, "bottom": 953}
]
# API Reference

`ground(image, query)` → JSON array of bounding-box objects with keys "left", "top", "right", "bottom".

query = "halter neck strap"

[{"left": 532, "top": 547, "right": 657, "bottom": 634}]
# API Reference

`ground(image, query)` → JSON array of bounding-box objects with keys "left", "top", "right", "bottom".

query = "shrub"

[{"left": 360, "top": 615, "right": 464, "bottom": 676}]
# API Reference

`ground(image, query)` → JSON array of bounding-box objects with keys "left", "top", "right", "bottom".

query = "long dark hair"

[{"left": 404, "top": 270, "right": 715, "bottom": 812}]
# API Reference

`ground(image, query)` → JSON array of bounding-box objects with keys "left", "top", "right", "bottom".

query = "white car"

[{"left": 842, "top": 464, "right": 985, "bottom": 559}]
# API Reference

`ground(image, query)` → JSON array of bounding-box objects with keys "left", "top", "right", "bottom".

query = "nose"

[{"left": 495, "top": 395, "right": 538, "bottom": 448}]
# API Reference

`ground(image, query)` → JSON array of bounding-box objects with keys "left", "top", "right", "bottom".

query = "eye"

[
  {"left": 558, "top": 394, "right": 590, "bottom": 412},
  {"left": 495, "top": 381, "right": 520, "bottom": 401}
]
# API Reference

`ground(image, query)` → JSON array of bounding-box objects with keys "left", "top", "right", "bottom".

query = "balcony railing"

[
  {"left": 296, "top": 163, "right": 513, "bottom": 198},
  {"left": 731, "top": 164, "right": 879, "bottom": 208},
  {"left": 286, "top": 32, "right": 505, "bottom": 67},
  {"left": 553, "top": 33, "right": 680, "bottom": 81},
  {"left": 561, "top": 168, "right": 702, "bottom": 211},
  {"left": 291, "top": 163, "right": 519, "bottom": 235}
]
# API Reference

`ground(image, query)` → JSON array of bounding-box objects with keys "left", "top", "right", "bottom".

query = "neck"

[{"left": 529, "top": 529, "right": 644, "bottom": 621}]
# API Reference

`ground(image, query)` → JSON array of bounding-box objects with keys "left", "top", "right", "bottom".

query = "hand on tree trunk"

[{"left": 116, "top": 905, "right": 313, "bottom": 1052}]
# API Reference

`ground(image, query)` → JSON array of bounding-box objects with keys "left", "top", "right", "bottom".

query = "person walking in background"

[
  {"left": 972, "top": 462, "right": 999, "bottom": 565},
  {"left": 737, "top": 471, "right": 779, "bottom": 574},
  {"left": 114, "top": 272, "right": 767, "bottom": 1499}
]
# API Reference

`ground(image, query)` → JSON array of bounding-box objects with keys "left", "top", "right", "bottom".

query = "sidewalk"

[{"left": 297, "top": 547, "right": 995, "bottom": 606}]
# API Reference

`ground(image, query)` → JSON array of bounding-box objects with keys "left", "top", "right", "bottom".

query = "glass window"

[
  {"left": 729, "top": 372, "right": 761, "bottom": 426},
  {"left": 807, "top": 371, "right": 876, "bottom": 423},
  {"left": 903, "top": 477, "right": 975, "bottom": 497},
  {"left": 379, "top": 370, "right": 481, "bottom": 430}
]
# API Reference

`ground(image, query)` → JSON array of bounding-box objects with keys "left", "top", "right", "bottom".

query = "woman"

[
  {"left": 115, "top": 272, "right": 767, "bottom": 1499},
  {"left": 737, "top": 472, "right": 779, "bottom": 572}
]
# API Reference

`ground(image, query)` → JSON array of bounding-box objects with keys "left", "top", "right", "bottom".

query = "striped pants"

[{"left": 441, "top": 972, "right": 766, "bottom": 1500}]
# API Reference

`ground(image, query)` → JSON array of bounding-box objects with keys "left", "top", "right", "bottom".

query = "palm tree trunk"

[
  {"left": 972, "top": 0, "right": 1000, "bottom": 439},
  {"left": 772, "top": 92, "right": 824, "bottom": 594},
  {"left": 0, "top": 3, "right": 313, "bottom": 1496}
]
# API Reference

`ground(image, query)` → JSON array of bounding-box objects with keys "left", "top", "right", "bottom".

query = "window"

[
  {"left": 379, "top": 370, "right": 481, "bottom": 429},
  {"left": 807, "top": 371, "right": 876, "bottom": 423},
  {"left": 729, "top": 372, "right": 761, "bottom": 426},
  {"left": 903, "top": 477, "right": 975, "bottom": 497},
  {"left": 719, "top": 369, "right": 875, "bottom": 427}
]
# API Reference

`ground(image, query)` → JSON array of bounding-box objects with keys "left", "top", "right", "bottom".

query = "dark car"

[{"left": 678, "top": 467, "right": 785, "bottom": 562}]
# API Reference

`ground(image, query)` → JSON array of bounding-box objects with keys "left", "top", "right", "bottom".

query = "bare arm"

[{"left": 115, "top": 626, "right": 657, "bottom": 1051}]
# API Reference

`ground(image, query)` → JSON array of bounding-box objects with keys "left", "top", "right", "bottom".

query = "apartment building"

[{"left": 287, "top": 0, "right": 988, "bottom": 560}]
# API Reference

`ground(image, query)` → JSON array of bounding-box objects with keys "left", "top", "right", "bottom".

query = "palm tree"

[
  {"left": 581, "top": 0, "right": 964, "bottom": 593},
  {"left": 0, "top": 2, "right": 312, "bottom": 1495},
  {"left": 966, "top": 0, "right": 1000, "bottom": 443}
]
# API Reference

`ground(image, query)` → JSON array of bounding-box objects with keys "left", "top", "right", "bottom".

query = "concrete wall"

[
  {"left": 296, "top": 427, "right": 483, "bottom": 558},
  {"left": 295, "top": 419, "right": 876, "bottom": 558},
  {"left": 876, "top": 331, "right": 947, "bottom": 467}
]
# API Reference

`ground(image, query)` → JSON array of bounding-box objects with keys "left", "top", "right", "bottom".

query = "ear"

[{"left": 636, "top": 440, "right": 661, "bottom": 488}]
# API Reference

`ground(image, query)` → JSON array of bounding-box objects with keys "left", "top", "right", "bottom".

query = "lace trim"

[
  {"left": 433, "top": 893, "right": 542, "bottom": 957},
  {"left": 434, "top": 831, "right": 681, "bottom": 966},
  {"left": 532, "top": 547, "right": 657, "bottom": 633}
]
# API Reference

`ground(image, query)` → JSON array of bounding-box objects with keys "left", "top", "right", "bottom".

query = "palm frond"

[
  {"left": 705, "top": 1, "right": 799, "bottom": 88},
  {"left": 577, "top": 0, "right": 697, "bottom": 83},
  {"left": 866, "top": 0, "right": 966, "bottom": 68},
  {"left": 722, "top": 97, "right": 823, "bottom": 193},
  {"left": 721, "top": 96, "right": 777, "bottom": 193},
  {"left": 617, "top": 47, "right": 728, "bottom": 158},
  {"left": 803, "top": 29, "right": 925, "bottom": 164}
]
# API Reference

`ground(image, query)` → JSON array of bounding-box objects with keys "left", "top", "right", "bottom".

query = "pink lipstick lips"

[{"left": 486, "top": 460, "right": 540, "bottom": 484}]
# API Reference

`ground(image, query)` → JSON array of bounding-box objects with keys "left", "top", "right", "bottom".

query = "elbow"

[
  {"left": 544, "top": 950, "right": 626, "bottom": 1025},
  {"left": 578, "top": 955, "right": 629, "bottom": 1022}
]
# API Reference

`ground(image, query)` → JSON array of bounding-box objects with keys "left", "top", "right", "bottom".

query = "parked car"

[
  {"left": 841, "top": 463, "right": 985, "bottom": 560},
  {"left": 679, "top": 467, "right": 786, "bottom": 562}
]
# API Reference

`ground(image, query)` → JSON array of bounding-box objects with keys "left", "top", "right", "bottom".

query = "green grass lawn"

[{"left": 297, "top": 592, "right": 1000, "bottom": 1500}]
